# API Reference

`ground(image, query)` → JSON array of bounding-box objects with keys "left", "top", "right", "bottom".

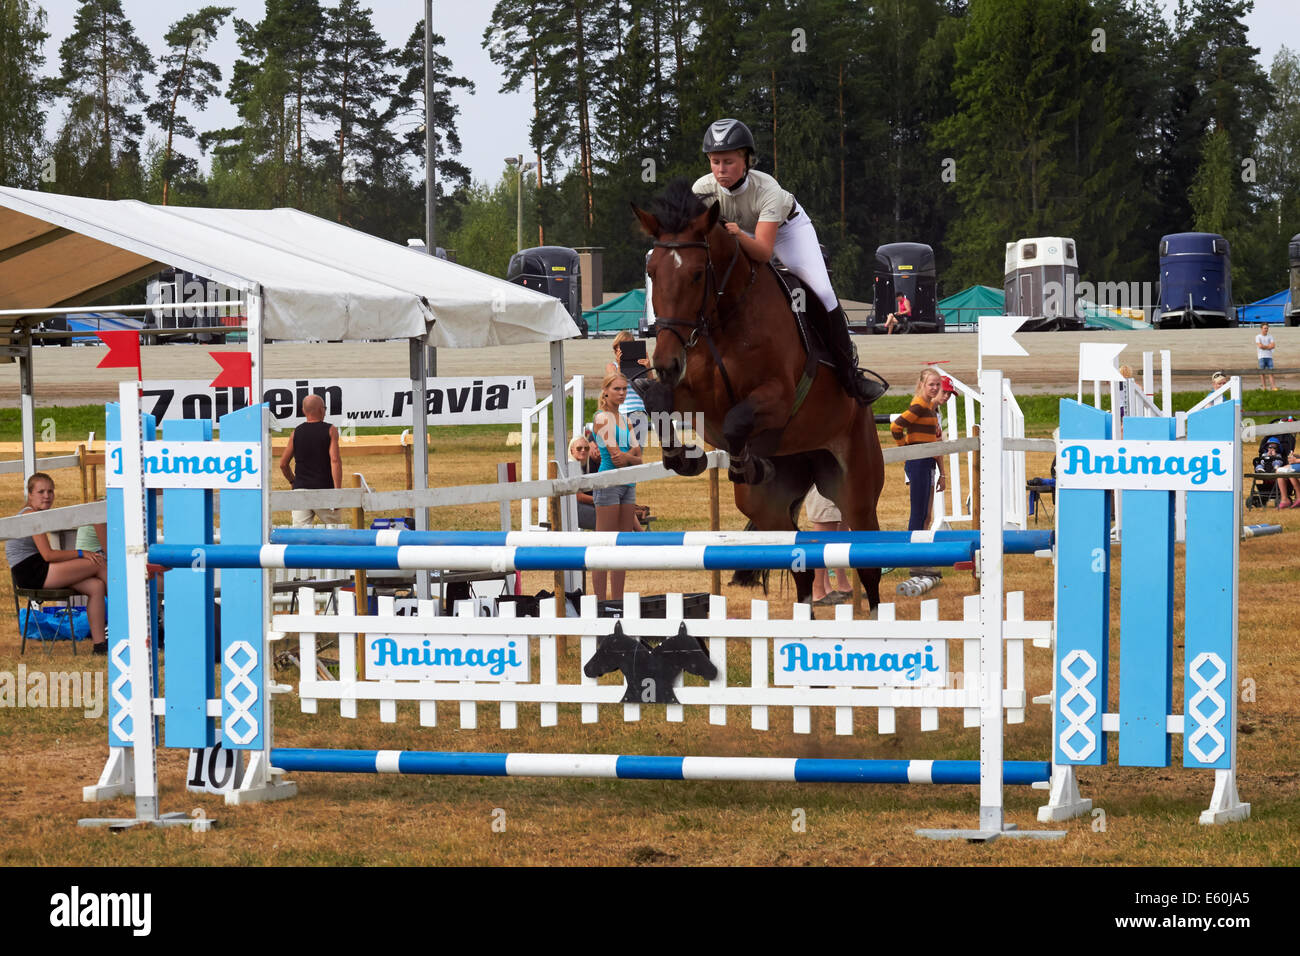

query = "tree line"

[{"left": 2, "top": 0, "right": 1298, "bottom": 306}]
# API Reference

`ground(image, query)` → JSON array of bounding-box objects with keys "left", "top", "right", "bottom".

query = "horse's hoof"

[
  {"left": 749, "top": 457, "right": 775, "bottom": 485},
  {"left": 675, "top": 448, "right": 708, "bottom": 477},
  {"left": 665, "top": 448, "right": 707, "bottom": 478}
]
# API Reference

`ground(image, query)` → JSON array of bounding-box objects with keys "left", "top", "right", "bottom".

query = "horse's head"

[{"left": 632, "top": 181, "right": 724, "bottom": 389}]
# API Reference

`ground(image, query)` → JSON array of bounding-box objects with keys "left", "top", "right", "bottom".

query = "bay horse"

[{"left": 631, "top": 181, "right": 885, "bottom": 611}]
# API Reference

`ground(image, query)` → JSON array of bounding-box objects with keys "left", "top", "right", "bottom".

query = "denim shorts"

[
  {"left": 1259, "top": 357, "right": 1274, "bottom": 370},
  {"left": 593, "top": 483, "right": 635, "bottom": 507}
]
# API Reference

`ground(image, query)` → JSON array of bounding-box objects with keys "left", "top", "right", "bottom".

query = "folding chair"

[{"left": 11, "top": 574, "right": 81, "bottom": 656}]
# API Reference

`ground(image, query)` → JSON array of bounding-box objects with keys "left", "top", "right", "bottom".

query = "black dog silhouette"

[{"left": 583, "top": 620, "right": 718, "bottom": 704}]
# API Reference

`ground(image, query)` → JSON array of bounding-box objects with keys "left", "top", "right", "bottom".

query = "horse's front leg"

[
  {"left": 635, "top": 375, "right": 708, "bottom": 477},
  {"left": 722, "top": 384, "right": 789, "bottom": 485}
]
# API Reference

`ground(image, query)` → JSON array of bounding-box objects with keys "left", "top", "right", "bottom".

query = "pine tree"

[
  {"left": 56, "top": 0, "right": 155, "bottom": 198},
  {"left": 145, "top": 6, "right": 233, "bottom": 205},
  {"left": 213, "top": 0, "right": 324, "bottom": 208},
  {"left": 309, "top": 0, "right": 396, "bottom": 222},
  {"left": 0, "top": 0, "right": 52, "bottom": 189},
  {"left": 485, "top": 0, "right": 549, "bottom": 243},
  {"left": 394, "top": 19, "right": 474, "bottom": 198}
]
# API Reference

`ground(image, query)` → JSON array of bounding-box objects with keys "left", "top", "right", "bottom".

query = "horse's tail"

[{"left": 727, "top": 520, "right": 770, "bottom": 591}]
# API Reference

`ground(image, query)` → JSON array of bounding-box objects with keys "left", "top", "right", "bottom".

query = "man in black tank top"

[{"left": 279, "top": 394, "right": 342, "bottom": 527}]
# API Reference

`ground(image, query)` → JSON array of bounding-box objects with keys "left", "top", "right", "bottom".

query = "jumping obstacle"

[
  {"left": 1242, "top": 523, "right": 1282, "bottom": 538},
  {"left": 83, "top": 326, "right": 1250, "bottom": 838},
  {"left": 267, "top": 749, "right": 1051, "bottom": 785}
]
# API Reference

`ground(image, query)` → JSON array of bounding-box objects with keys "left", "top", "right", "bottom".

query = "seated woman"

[
  {"left": 5, "top": 473, "right": 108, "bottom": 652},
  {"left": 568, "top": 435, "right": 600, "bottom": 530}
]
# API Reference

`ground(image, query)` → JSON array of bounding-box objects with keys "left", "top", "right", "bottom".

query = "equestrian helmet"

[{"left": 702, "top": 118, "right": 756, "bottom": 156}]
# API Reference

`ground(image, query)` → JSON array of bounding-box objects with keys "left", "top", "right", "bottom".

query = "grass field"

[{"left": 1, "top": 399, "right": 1297, "bottom": 868}]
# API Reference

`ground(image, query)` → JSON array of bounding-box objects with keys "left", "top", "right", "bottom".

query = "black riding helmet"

[{"left": 702, "top": 118, "right": 756, "bottom": 165}]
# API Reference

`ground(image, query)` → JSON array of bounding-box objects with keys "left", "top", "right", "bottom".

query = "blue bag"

[{"left": 17, "top": 605, "right": 91, "bottom": 641}]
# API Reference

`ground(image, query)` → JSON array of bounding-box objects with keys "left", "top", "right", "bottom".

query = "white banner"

[
  {"left": 772, "top": 638, "right": 947, "bottom": 688},
  {"left": 137, "top": 376, "right": 536, "bottom": 429},
  {"left": 1056, "top": 440, "right": 1234, "bottom": 491},
  {"left": 365, "top": 634, "right": 529, "bottom": 682},
  {"left": 105, "top": 440, "right": 262, "bottom": 489}
]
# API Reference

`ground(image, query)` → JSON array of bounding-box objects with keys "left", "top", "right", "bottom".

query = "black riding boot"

[{"left": 822, "top": 306, "right": 889, "bottom": 404}]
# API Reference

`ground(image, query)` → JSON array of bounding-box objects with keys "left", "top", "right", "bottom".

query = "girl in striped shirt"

[{"left": 890, "top": 369, "right": 948, "bottom": 534}]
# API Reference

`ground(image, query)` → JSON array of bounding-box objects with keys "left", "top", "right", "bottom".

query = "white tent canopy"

[
  {"left": 0, "top": 187, "right": 580, "bottom": 573},
  {"left": 0, "top": 186, "right": 578, "bottom": 345}
]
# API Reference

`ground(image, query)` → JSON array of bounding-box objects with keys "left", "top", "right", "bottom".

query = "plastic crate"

[{"left": 597, "top": 593, "right": 710, "bottom": 620}]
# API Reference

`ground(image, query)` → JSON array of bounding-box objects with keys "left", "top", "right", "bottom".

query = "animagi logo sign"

[
  {"left": 1055, "top": 440, "right": 1234, "bottom": 491},
  {"left": 104, "top": 441, "right": 261, "bottom": 489},
  {"left": 772, "top": 639, "right": 947, "bottom": 687},
  {"left": 365, "top": 634, "right": 530, "bottom": 682},
  {"left": 138, "top": 376, "right": 536, "bottom": 428}
]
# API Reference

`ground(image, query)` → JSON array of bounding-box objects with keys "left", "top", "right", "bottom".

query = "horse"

[{"left": 631, "top": 180, "right": 885, "bottom": 612}]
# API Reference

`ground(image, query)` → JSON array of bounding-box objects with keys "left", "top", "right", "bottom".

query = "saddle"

[{"left": 767, "top": 263, "right": 834, "bottom": 417}]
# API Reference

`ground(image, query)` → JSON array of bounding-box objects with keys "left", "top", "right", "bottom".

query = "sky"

[{"left": 36, "top": 0, "right": 1297, "bottom": 187}]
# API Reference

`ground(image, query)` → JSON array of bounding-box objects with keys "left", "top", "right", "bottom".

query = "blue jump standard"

[
  {"left": 268, "top": 749, "right": 1051, "bottom": 785},
  {"left": 148, "top": 541, "right": 978, "bottom": 571},
  {"left": 268, "top": 528, "right": 1054, "bottom": 555}
]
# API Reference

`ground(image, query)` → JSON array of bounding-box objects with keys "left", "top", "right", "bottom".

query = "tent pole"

[
  {"left": 20, "top": 327, "right": 35, "bottom": 481},
  {"left": 410, "top": 337, "right": 431, "bottom": 601},
  {"left": 549, "top": 340, "right": 579, "bottom": 598},
  {"left": 247, "top": 290, "right": 264, "bottom": 411}
]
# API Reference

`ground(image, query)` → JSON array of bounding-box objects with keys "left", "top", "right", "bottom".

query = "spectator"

[
  {"left": 279, "top": 394, "right": 342, "bottom": 527},
  {"left": 591, "top": 372, "right": 643, "bottom": 600},
  {"left": 890, "top": 369, "right": 948, "bottom": 583},
  {"left": 804, "top": 484, "right": 852, "bottom": 605},
  {"left": 606, "top": 330, "right": 650, "bottom": 443},
  {"left": 568, "top": 435, "right": 599, "bottom": 530},
  {"left": 1255, "top": 323, "right": 1277, "bottom": 391},
  {"left": 1276, "top": 445, "right": 1300, "bottom": 508},
  {"left": 881, "top": 293, "right": 912, "bottom": 335},
  {"left": 5, "top": 473, "right": 107, "bottom": 653}
]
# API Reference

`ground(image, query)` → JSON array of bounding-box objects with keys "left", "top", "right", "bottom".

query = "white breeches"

[{"left": 773, "top": 206, "right": 838, "bottom": 313}]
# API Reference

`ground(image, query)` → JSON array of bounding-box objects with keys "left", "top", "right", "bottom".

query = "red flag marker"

[
  {"left": 96, "top": 331, "right": 142, "bottom": 381},
  {"left": 209, "top": 351, "right": 252, "bottom": 390}
]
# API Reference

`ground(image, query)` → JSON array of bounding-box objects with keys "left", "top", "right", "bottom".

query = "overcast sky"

[{"left": 37, "top": 0, "right": 1296, "bottom": 187}]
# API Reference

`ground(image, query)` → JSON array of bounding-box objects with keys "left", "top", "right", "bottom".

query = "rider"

[{"left": 693, "top": 118, "right": 889, "bottom": 404}]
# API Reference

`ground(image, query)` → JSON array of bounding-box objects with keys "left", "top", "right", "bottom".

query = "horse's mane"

[{"left": 649, "top": 179, "right": 712, "bottom": 234}]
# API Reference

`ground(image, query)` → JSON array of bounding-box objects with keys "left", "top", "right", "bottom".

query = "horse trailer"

[
  {"left": 870, "top": 242, "right": 941, "bottom": 333},
  {"left": 1002, "top": 237, "right": 1084, "bottom": 331},
  {"left": 1156, "top": 232, "right": 1235, "bottom": 329},
  {"left": 507, "top": 246, "right": 586, "bottom": 337}
]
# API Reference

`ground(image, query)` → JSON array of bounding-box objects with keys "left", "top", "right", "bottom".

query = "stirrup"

[{"left": 854, "top": 368, "right": 889, "bottom": 404}]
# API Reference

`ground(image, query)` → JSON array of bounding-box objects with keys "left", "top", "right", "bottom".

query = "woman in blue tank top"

[{"left": 591, "top": 372, "right": 642, "bottom": 600}]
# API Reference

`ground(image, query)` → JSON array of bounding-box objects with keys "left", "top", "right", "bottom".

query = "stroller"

[{"left": 1246, "top": 422, "right": 1297, "bottom": 509}]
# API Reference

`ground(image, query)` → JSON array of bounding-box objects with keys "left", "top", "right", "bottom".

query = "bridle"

[{"left": 651, "top": 229, "right": 757, "bottom": 404}]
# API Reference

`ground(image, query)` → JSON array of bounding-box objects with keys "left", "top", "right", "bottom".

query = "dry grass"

[{"left": 1, "top": 420, "right": 1297, "bottom": 867}]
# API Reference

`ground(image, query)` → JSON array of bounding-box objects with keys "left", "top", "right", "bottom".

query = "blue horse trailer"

[{"left": 1156, "top": 232, "right": 1235, "bottom": 329}]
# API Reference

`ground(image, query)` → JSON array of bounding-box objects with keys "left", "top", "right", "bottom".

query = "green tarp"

[
  {"left": 938, "top": 284, "right": 1151, "bottom": 329},
  {"left": 939, "top": 285, "right": 1004, "bottom": 328},
  {"left": 582, "top": 289, "right": 643, "bottom": 334}
]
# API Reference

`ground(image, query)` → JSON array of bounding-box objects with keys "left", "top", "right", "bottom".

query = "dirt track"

[{"left": 0, "top": 326, "right": 1294, "bottom": 406}]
